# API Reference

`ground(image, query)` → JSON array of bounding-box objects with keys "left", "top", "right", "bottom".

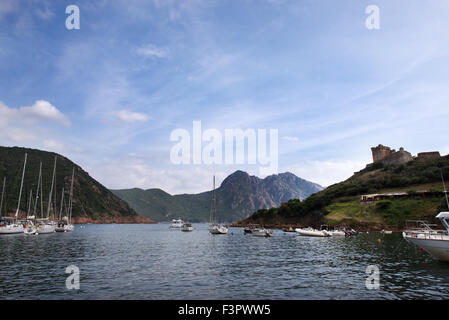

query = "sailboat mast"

[
  {"left": 59, "top": 187, "right": 64, "bottom": 221},
  {"left": 16, "top": 153, "right": 28, "bottom": 219},
  {"left": 441, "top": 170, "right": 449, "bottom": 210},
  {"left": 68, "top": 168, "right": 74, "bottom": 224},
  {"left": 46, "top": 156, "right": 57, "bottom": 219},
  {"left": 0, "top": 177, "right": 5, "bottom": 217},
  {"left": 212, "top": 175, "right": 216, "bottom": 223},
  {"left": 27, "top": 189, "right": 33, "bottom": 218},
  {"left": 33, "top": 162, "right": 42, "bottom": 216}
]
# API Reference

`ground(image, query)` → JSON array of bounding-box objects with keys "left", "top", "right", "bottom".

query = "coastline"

[{"left": 72, "top": 216, "right": 156, "bottom": 224}]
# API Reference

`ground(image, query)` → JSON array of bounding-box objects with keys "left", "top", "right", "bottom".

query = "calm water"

[{"left": 1, "top": 223, "right": 449, "bottom": 300}]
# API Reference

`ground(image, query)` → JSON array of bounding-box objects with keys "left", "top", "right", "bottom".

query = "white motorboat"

[
  {"left": 403, "top": 174, "right": 449, "bottom": 262},
  {"left": 181, "top": 222, "right": 194, "bottom": 232},
  {"left": 403, "top": 213, "right": 449, "bottom": 262},
  {"left": 252, "top": 228, "right": 273, "bottom": 237},
  {"left": 170, "top": 219, "right": 184, "bottom": 228},
  {"left": 208, "top": 175, "right": 228, "bottom": 235},
  {"left": 295, "top": 227, "right": 330, "bottom": 237},
  {"left": 0, "top": 153, "right": 28, "bottom": 235},
  {"left": 381, "top": 229, "right": 393, "bottom": 235}
]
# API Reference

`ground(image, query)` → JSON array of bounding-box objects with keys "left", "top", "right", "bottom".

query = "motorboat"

[
  {"left": 170, "top": 219, "right": 184, "bottom": 228},
  {"left": 252, "top": 228, "right": 273, "bottom": 237},
  {"left": 244, "top": 225, "right": 254, "bottom": 234},
  {"left": 282, "top": 226, "right": 295, "bottom": 233},
  {"left": 403, "top": 212, "right": 449, "bottom": 262},
  {"left": 381, "top": 229, "right": 393, "bottom": 235},
  {"left": 181, "top": 222, "right": 194, "bottom": 232},
  {"left": 295, "top": 227, "right": 330, "bottom": 237}
]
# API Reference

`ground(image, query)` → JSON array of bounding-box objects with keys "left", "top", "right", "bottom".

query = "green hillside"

[
  {"left": 243, "top": 155, "right": 449, "bottom": 228},
  {"left": 0, "top": 146, "right": 150, "bottom": 223}
]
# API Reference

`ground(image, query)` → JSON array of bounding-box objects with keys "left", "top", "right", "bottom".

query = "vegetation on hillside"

[
  {"left": 0, "top": 146, "right": 142, "bottom": 221},
  {"left": 244, "top": 155, "right": 449, "bottom": 227}
]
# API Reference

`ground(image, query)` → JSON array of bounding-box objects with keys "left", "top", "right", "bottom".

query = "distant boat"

[
  {"left": 181, "top": 222, "right": 194, "bottom": 232},
  {"left": 170, "top": 219, "right": 184, "bottom": 228},
  {"left": 208, "top": 175, "right": 228, "bottom": 235},
  {"left": 282, "top": 226, "right": 295, "bottom": 232},
  {"left": 37, "top": 156, "right": 58, "bottom": 234},
  {"left": 252, "top": 227, "right": 273, "bottom": 237},
  {"left": 381, "top": 229, "right": 393, "bottom": 235},
  {"left": 244, "top": 225, "right": 253, "bottom": 234},
  {"left": 55, "top": 168, "right": 75, "bottom": 232},
  {"left": 0, "top": 153, "right": 27, "bottom": 235},
  {"left": 295, "top": 226, "right": 330, "bottom": 237}
]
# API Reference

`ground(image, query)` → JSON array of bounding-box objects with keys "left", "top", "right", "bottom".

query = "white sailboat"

[
  {"left": 36, "top": 156, "right": 57, "bottom": 234},
  {"left": 56, "top": 168, "right": 75, "bottom": 232},
  {"left": 0, "top": 153, "right": 27, "bottom": 235},
  {"left": 208, "top": 175, "right": 228, "bottom": 235}
]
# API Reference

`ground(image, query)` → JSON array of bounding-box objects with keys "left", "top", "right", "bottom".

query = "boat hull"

[
  {"left": 36, "top": 224, "right": 56, "bottom": 234},
  {"left": 295, "top": 228, "right": 330, "bottom": 237},
  {"left": 0, "top": 225, "right": 24, "bottom": 234},
  {"left": 404, "top": 233, "right": 449, "bottom": 262},
  {"left": 252, "top": 229, "right": 273, "bottom": 237},
  {"left": 209, "top": 225, "right": 228, "bottom": 234}
]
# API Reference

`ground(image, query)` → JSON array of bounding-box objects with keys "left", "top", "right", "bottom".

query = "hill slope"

[
  {"left": 112, "top": 171, "right": 323, "bottom": 222},
  {"left": 241, "top": 155, "right": 449, "bottom": 228},
  {"left": 0, "top": 146, "right": 154, "bottom": 223}
]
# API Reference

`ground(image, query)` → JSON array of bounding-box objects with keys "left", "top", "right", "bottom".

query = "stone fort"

[{"left": 371, "top": 144, "right": 440, "bottom": 166}]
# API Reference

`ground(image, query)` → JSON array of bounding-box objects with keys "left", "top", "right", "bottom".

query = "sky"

[{"left": 1, "top": 0, "right": 449, "bottom": 194}]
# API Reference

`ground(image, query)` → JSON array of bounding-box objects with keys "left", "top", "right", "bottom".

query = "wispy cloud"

[
  {"left": 112, "top": 110, "right": 150, "bottom": 124},
  {"left": 134, "top": 44, "right": 169, "bottom": 58}
]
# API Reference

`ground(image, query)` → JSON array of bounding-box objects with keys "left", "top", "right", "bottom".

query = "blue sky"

[{"left": 1, "top": 0, "right": 449, "bottom": 194}]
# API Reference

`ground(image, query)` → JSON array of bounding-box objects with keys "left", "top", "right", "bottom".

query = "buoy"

[{"left": 419, "top": 247, "right": 423, "bottom": 251}]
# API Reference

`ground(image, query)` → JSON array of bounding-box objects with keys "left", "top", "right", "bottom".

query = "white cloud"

[
  {"left": 43, "top": 139, "right": 65, "bottom": 152},
  {"left": 282, "top": 136, "right": 299, "bottom": 142},
  {"left": 19, "top": 100, "right": 71, "bottom": 126},
  {"left": 0, "top": 100, "right": 70, "bottom": 145},
  {"left": 134, "top": 44, "right": 168, "bottom": 58},
  {"left": 287, "top": 160, "right": 367, "bottom": 187},
  {"left": 112, "top": 110, "right": 150, "bottom": 124}
]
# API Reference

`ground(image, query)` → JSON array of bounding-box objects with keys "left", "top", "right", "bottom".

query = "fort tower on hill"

[{"left": 371, "top": 144, "right": 440, "bottom": 166}]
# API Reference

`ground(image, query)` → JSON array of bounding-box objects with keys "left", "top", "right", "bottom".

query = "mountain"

[
  {"left": 240, "top": 154, "right": 449, "bottom": 229},
  {"left": 112, "top": 171, "right": 323, "bottom": 222},
  {"left": 0, "top": 146, "right": 154, "bottom": 223}
]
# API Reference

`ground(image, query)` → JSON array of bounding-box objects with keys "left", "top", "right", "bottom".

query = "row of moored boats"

[{"left": 0, "top": 153, "right": 75, "bottom": 235}]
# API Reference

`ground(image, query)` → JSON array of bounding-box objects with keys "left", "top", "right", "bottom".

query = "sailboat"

[
  {"left": 56, "top": 168, "right": 75, "bottom": 232},
  {"left": 208, "top": 175, "right": 228, "bottom": 235},
  {"left": 0, "top": 153, "right": 27, "bottom": 234},
  {"left": 35, "top": 156, "right": 57, "bottom": 234}
]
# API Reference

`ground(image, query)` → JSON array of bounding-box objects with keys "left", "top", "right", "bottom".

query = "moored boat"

[
  {"left": 170, "top": 219, "right": 184, "bottom": 228},
  {"left": 252, "top": 228, "right": 273, "bottom": 237},
  {"left": 181, "top": 222, "right": 194, "bottom": 232}
]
